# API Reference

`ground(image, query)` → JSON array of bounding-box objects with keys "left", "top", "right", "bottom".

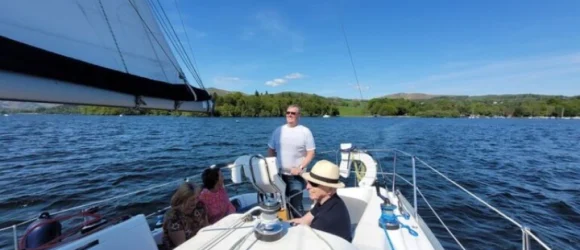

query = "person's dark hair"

[
  {"left": 170, "top": 182, "right": 196, "bottom": 208},
  {"left": 202, "top": 168, "right": 220, "bottom": 190}
]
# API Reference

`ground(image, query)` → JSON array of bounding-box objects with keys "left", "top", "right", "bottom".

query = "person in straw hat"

[{"left": 289, "top": 159, "right": 352, "bottom": 242}]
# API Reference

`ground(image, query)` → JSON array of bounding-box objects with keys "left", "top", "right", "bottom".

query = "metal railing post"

[
  {"left": 13, "top": 225, "right": 17, "bottom": 250},
  {"left": 521, "top": 227, "right": 525, "bottom": 250},
  {"left": 392, "top": 152, "right": 397, "bottom": 192},
  {"left": 412, "top": 156, "right": 417, "bottom": 218},
  {"left": 523, "top": 227, "right": 530, "bottom": 250}
]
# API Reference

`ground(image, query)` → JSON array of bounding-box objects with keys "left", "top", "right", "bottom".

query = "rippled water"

[{"left": 1, "top": 115, "right": 578, "bottom": 249}]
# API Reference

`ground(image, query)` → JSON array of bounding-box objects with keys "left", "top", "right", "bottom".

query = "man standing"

[{"left": 268, "top": 104, "right": 315, "bottom": 218}]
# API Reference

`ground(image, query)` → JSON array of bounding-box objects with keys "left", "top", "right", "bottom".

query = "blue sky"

[{"left": 163, "top": 0, "right": 580, "bottom": 99}]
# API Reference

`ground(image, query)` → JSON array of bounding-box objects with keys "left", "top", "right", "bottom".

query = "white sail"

[
  {"left": 0, "top": 0, "right": 211, "bottom": 112},
  {"left": 0, "top": 0, "right": 181, "bottom": 83}
]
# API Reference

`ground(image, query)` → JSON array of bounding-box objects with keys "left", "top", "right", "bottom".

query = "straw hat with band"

[{"left": 301, "top": 160, "right": 345, "bottom": 188}]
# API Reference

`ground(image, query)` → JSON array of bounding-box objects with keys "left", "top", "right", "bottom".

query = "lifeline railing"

[
  {"left": 0, "top": 148, "right": 554, "bottom": 250},
  {"left": 329, "top": 148, "right": 553, "bottom": 250},
  {"left": 0, "top": 171, "right": 242, "bottom": 250}
]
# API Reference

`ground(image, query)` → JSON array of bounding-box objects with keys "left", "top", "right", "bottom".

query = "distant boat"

[
  {"left": 322, "top": 114, "right": 330, "bottom": 118},
  {"left": 3, "top": 114, "right": 8, "bottom": 117}
]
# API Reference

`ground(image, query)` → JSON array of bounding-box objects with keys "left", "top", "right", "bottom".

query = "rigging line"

[
  {"left": 337, "top": 5, "right": 364, "bottom": 106},
  {"left": 173, "top": 0, "right": 205, "bottom": 89},
  {"left": 146, "top": 0, "right": 201, "bottom": 91},
  {"left": 98, "top": 0, "right": 128, "bottom": 73},
  {"left": 147, "top": 0, "right": 198, "bottom": 84},
  {"left": 147, "top": 0, "right": 202, "bottom": 100},
  {"left": 143, "top": 17, "right": 170, "bottom": 82},
  {"left": 126, "top": 0, "right": 181, "bottom": 77},
  {"left": 153, "top": 0, "right": 204, "bottom": 88}
]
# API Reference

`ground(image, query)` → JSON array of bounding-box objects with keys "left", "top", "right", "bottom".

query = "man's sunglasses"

[{"left": 286, "top": 111, "right": 297, "bottom": 115}]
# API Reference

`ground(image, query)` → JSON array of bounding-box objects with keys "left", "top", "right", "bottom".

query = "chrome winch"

[{"left": 253, "top": 198, "right": 285, "bottom": 242}]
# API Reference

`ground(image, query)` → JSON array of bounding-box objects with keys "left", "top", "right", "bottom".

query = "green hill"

[{"left": 3, "top": 88, "right": 579, "bottom": 118}]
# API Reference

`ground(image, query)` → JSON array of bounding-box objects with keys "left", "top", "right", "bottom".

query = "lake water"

[{"left": 1, "top": 115, "right": 579, "bottom": 249}]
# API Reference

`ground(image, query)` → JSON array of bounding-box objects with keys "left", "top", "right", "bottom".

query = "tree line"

[
  {"left": 213, "top": 91, "right": 339, "bottom": 117},
  {"left": 31, "top": 91, "right": 341, "bottom": 117},
  {"left": 26, "top": 92, "right": 580, "bottom": 118},
  {"left": 368, "top": 95, "right": 580, "bottom": 117}
]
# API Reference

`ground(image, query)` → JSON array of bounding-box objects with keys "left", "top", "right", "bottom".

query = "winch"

[
  {"left": 379, "top": 203, "right": 401, "bottom": 230},
  {"left": 253, "top": 198, "right": 285, "bottom": 242}
]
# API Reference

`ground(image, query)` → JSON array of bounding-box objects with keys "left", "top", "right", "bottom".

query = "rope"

[
  {"left": 381, "top": 224, "right": 396, "bottom": 250},
  {"left": 173, "top": 0, "right": 204, "bottom": 89},
  {"left": 336, "top": 3, "right": 363, "bottom": 106},
  {"left": 98, "top": 0, "right": 128, "bottom": 73},
  {"left": 151, "top": 0, "right": 204, "bottom": 89},
  {"left": 283, "top": 188, "right": 308, "bottom": 217},
  {"left": 198, "top": 207, "right": 261, "bottom": 250},
  {"left": 306, "top": 226, "right": 334, "bottom": 250},
  {"left": 351, "top": 157, "right": 366, "bottom": 184},
  {"left": 228, "top": 230, "right": 254, "bottom": 250},
  {"left": 126, "top": 0, "right": 181, "bottom": 77},
  {"left": 146, "top": 0, "right": 190, "bottom": 78}
]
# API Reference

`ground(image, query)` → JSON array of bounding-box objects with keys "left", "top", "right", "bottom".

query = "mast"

[{"left": 0, "top": 0, "right": 212, "bottom": 113}]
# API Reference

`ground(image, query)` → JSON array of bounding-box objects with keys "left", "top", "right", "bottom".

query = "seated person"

[
  {"left": 198, "top": 167, "right": 236, "bottom": 224},
  {"left": 162, "top": 182, "right": 209, "bottom": 250},
  {"left": 289, "top": 160, "right": 352, "bottom": 242}
]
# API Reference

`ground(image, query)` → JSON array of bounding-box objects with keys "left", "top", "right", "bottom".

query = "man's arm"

[
  {"left": 300, "top": 128, "right": 316, "bottom": 170},
  {"left": 299, "top": 150, "right": 315, "bottom": 171},
  {"left": 267, "top": 128, "right": 278, "bottom": 157}
]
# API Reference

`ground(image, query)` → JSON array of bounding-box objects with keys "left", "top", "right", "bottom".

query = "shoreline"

[{"left": 4, "top": 112, "right": 580, "bottom": 119}]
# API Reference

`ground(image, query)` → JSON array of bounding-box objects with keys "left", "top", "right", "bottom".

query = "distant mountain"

[
  {"left": 206, "top": 87, "right": 233, "bottom": 96},
  {"left": 383, "top": 93, "right": 440, "bottom": 100},
  {"left": 0, "top": 101, "right": 59, "bottom": 110}
]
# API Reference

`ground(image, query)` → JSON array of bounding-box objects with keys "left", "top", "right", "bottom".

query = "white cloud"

[
  {"left": 265, "top": 78, "right": 287, "bottom": 87},
  {"left": 284, "top": 73, "right": 305, "bottom": 79},
  {"left": 265, "top": 72, "right": 305, "bottom": 87},
  {"left": 402, "top": 52, "right": 580, "bottom": 91}
]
